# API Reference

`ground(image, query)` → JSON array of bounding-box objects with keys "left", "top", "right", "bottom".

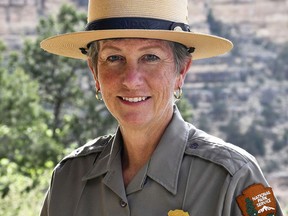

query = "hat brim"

[{"left": 40, "top": 30, "right": 233, "bottom": 60}]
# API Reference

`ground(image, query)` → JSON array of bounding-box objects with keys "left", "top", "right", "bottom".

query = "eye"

[
  {"left": 106, "top": 55, "right": 125, "bottom": 63},
  {"left": 141, "top": 54, "right": 160, "bottom": 62}
]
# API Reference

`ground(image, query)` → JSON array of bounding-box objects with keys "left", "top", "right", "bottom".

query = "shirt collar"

[
  {"left": 83, "top": 128, "right": 128, "bottom": 201},
  {"left": 82, "top": 128, "right": 122, "bottom": 181},
  {"left": 83, "top": 106, "right": 191, "bottom": 195},
  {"left": 146, "top": 106, "right": 190, "bottom": 195}
]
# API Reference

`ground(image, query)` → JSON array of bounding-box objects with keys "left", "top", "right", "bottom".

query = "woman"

[
  {"left": 87, "top": 39, "right": 191, "bottom": 188},
  {"left": 40, "top": 0, "right": 284, "bottom": 215}
]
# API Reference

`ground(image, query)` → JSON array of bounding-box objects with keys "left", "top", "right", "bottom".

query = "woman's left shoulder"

[{"left": 184, "top": 126, "right": 258, "bottom": 176}]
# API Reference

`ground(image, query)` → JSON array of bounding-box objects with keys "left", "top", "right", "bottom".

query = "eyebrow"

[
  {"left": 99, "top": 38, "right": 170, "bottom": 53},
  {"left": 99, "top": 39, "right": 121, "bottom": 51},
  {"left": 139, "top": 44, "right": 166, "bottom": 51},
  {"left": 100, "top": 44, "right": 167, "bottom": 53}
]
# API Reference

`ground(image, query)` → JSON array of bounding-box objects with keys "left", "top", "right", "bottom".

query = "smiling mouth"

[{"left": 121, "top": 97, "right": 149, "bottom": 103}]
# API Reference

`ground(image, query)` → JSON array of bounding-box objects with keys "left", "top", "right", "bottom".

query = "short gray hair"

[{"left": 87, "top": 39, "right": 191, "bottom": 75}]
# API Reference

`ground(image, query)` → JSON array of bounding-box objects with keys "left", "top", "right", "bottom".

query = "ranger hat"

[{"left": 40, "top": 0, "right": 233, "bottom": 60}]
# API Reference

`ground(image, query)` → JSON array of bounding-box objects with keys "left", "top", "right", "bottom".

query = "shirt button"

[{"left": 120, "top": 200, "right": 127, "bottom": 208}]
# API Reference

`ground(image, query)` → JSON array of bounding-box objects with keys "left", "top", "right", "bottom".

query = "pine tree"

[
  {"left": 245, "top": 198, "right": 258, "bottom": 216},
  {"left": 22, "top": 4, "right": 116, "bottom": 146}
]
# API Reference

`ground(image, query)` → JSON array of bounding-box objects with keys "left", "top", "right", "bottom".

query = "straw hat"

[{"left": 40, "top": 0, "right": 233, "bottom": 60}]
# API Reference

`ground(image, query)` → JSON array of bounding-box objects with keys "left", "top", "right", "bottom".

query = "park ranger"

[{"left": 40, "top": 0, "right": 284, "bottom": 215}]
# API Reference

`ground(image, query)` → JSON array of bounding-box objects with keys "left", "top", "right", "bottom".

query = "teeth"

[{"left": 122, "top": 97, "right": 147, "bottom": 102}]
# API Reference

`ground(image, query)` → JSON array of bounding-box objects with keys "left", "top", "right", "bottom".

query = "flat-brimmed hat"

[{"left": 40, "top": 0, "right": 233, "bottom": 60}]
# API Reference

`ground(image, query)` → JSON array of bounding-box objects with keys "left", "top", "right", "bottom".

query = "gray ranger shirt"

[{"left": 40, "top": 107, "right": 284, "bottom": 216}]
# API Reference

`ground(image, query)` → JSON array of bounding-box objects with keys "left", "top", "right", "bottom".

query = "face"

[{"left": 89, "top": 39, "right": 190, "bottom": 130}]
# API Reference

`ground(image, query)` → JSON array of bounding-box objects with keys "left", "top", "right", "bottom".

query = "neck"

[
  {"left": 120, "top": 109, "right": 174, "bottom": 186},
  {"left": 120, "top": 120, "right": 167, "bottom": 167}
]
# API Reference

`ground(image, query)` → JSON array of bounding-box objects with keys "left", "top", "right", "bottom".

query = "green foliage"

[
  {"left": 244, "top": 124, "right": 265, "bottom": 156},
  {"left": 206, "top": 8, "right": 233, "bottom": 41},
  {"left": 22, "top": 5, "right": 87, "bottom": 141},
  {"left": 207, "top": 9, "right": 226, "bottom": 37},
  {"left": 261, "top": 103, "right": 280, "bottom": 127},
  {"left": 0, "top": 158, "right": 53, "bottom": 216},
  {"left": 3, "top": 17, "right": 117, "bottom": 216},
  {"left": 197, "top": 112, "right": 211, "bottom": 133},
  {"left": 271, "top": 43, "right": 288, "bottom": 80},
  {"left": 220, "top": 119, "right": 265, "bottom": 156},
  {"left": 1, "top": 2, "right": 286, "bottom": 215},
  {"left": 0, "top": 40, "right": 58, "bottom": 216},
  {"left": 0, "top": 9, "right": 115, "bottom": 209},
  {"left": 273, "top": 130, "right": 288, "bottom": 151},
  {"left": 220, "top": 117, "right": 243, "bottom": 145},
  {"left": 176, "top": 97, "right": 194, "bottom": 123},
  {"left": 209, "top": 86, "right": 229, "bottom": 121},
  {"left": 22, "top": 4, "right": 116, "bottom": 145},
  {"left": 210, "top": 100, "right": 228, "bottom": 121},
  {"left": 0, "top": 47, "right": 62, "bottom": 169},
  {"left": 206, "top": 8, "right": 240, "bottom": 56},
  {"left": 264, "top": 159, "right": 280, "bottom": 173}
]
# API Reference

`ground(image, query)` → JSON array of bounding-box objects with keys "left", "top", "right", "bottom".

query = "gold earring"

[
  {"left": 174, "top": 87, "right": 183, "bottom": 100},
  {"left": 95, "top": 89, "right": 103, "bottom": 101}
]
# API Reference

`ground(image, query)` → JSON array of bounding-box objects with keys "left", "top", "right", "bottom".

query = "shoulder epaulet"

[
  {"left": 61, "top": 134, "right": 114, "bottom": 163},
  {"left": 185, "top": 128, "right": 257, "bottom": 176}
]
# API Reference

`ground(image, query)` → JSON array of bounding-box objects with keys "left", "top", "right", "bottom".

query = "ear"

[
  {"left": 175, "top": 58, "right": 192, "bottom": 90},
  {"left": 87, "top": 59, "right": 100, "bottom": 90}
]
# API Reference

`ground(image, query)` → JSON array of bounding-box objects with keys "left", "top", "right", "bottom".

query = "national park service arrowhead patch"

[{"left": 236, "top": 183, "right": 277, "bottom": 216}]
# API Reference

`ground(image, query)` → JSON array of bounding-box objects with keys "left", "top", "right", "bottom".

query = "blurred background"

[{"left": 0, "top": 0, "right": 287, "bottom": 215}]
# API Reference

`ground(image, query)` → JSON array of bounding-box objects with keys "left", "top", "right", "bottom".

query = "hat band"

[{"left": 85, "top": 17, "right": 191, "bottom": 32}]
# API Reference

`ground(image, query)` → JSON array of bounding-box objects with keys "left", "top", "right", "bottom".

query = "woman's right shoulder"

[{"left": 58, "top": 134, "right": 114, "bottom": 165}]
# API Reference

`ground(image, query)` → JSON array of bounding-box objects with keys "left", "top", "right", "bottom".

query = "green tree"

[
  {"left": 207, "top": 9, "right": 225, "bottom": 37},
  {"left": 0, "top": 41, "right": 61, "bottom": 215},
  {"left": 0, "top": 41, "right": 62, "bottom": 169},
  {"left": 22, "top": 4, "right": 87, "bottom": 141},
  {"left": 271, "top": 43, "right": 288, "bottom": 80},
  {"left": 197, "top": 112, "right": 211, "bottom": 133},
  {"left": 210, "top": 100, "right": 228, "bottom": 121},
  {"left": 261, "top": 103, "right": 280, "bottom": 127},
  {"left": 244, "top": 124, "right": 265, "bottom": 156},
  {"left": 273, "top": 129, "right": 288, "bottom": 151},
  {"left": 22, "top": 4, "right": 115, "bottom": 146},
  {"left": 210, "top": 86, "right": 229, "bottom": 121},
  {"left": 206, "top": 8, "right": 239, "bottom": 57},
  {"left": 220, "top": 117, "right": 245, "bottom": 146},
  {"left": 176, "top": 97, "right": 194, "bottom": 123},
  {"left": 0, "top": 158, "right": 53, "bottom": 216},
  {"left": 221, "top": 118, "right": 265, "bottom": 156},
  {"left": 245, "top": 198, "right": 258, "bottom": 216}
]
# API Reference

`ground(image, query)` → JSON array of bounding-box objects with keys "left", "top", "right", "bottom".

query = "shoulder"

[
  {"left": 185, "top": 123, "right": 257, "bottom": 176},
  {"left": 60, "top": 134, "right": 114, "bottom": 163}
]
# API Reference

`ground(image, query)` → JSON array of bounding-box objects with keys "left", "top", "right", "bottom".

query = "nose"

[{"left": 121, "top": 62, "right": 143, "bottom": 89}]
